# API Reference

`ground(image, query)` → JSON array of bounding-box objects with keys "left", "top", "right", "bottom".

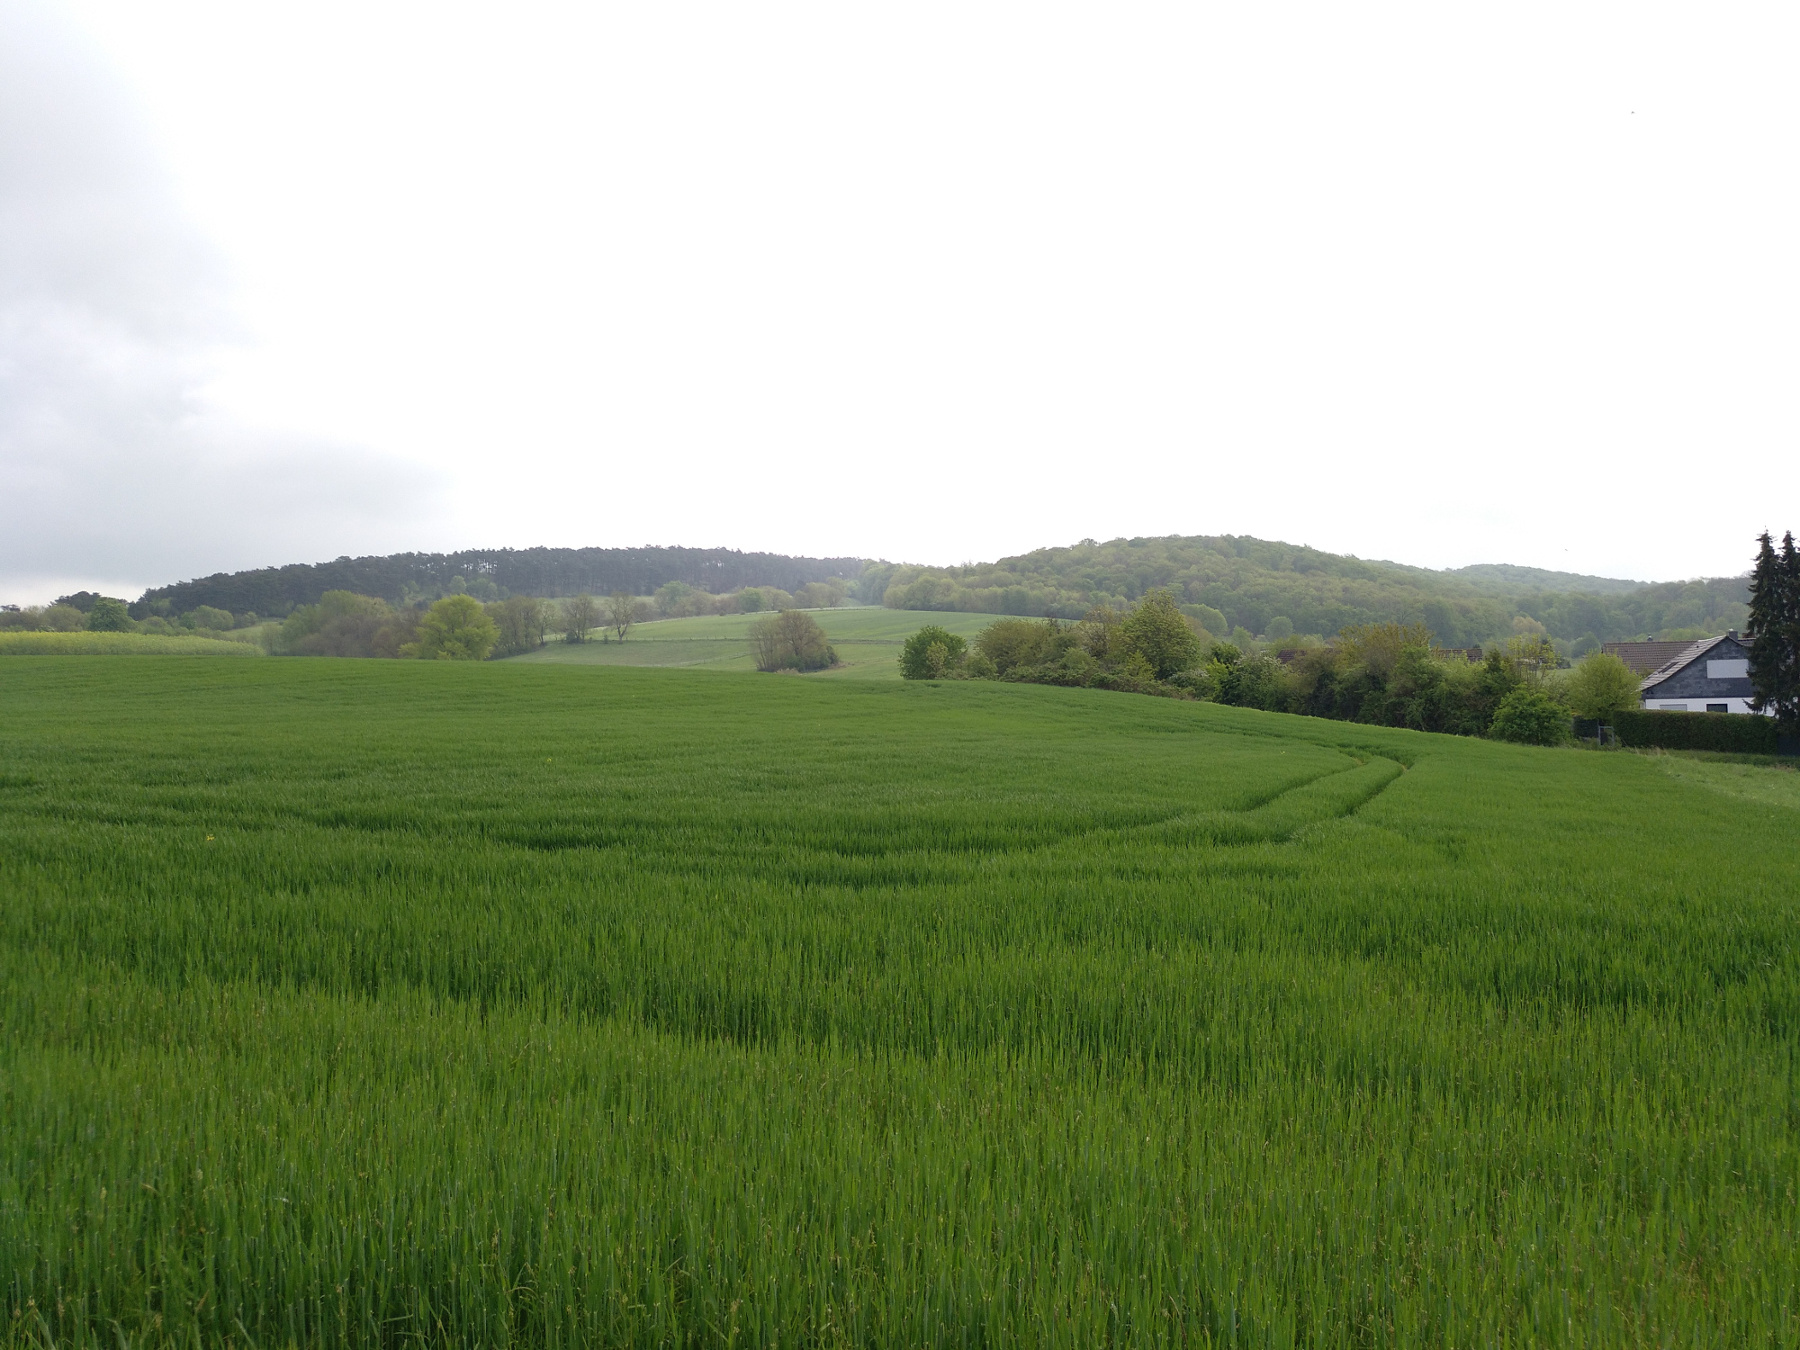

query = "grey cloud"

[{"left": 0, "top": 3, "right": 440, "bottom": 601}]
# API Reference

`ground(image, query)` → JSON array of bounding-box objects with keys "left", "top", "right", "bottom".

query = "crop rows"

[{"left": 1, "top": 658, "right": 1796, "bottom": 1346}]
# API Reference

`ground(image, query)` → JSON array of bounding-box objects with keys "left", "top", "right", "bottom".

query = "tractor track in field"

[{"left": 1093, "top": 752, "right": 1407, "bottom": 849}]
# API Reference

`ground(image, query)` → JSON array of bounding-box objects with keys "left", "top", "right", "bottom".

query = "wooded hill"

[
  {"left": 126, "top": 534, "right": 1747, "bottom": 647},
  {"left": 132, "top": 547, "right": 868, "bottom": 620},
  {"left": 869, "top": 535, "right": 1748, "bottom": 647}
]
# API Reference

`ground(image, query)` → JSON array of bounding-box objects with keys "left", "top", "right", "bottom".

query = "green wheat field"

[{"left": 2, "top": 657, "right": 1797, "bottom": 1346}]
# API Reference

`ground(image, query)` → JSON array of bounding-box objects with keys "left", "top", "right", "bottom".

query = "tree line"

[
  {"left": 0, "top": 593, "right": 260, "bottom": 642},
  {"left": 39, "top": 533, "right": 1751, "bottom": 655},
  {"left": 130, "top": 546, "right": 867, "bottom": 620},
  {"left": 5, "top": 579, "right": 853, "bottom": 654},
  {"left": 902, "top": 588, "right": 1649, "bottom": 746},
  {"left": 269, "top": 586, "right": 854, "bottom": 664},
  {"left": 275, "top": 591, "right": 642, "bottom": 660}
]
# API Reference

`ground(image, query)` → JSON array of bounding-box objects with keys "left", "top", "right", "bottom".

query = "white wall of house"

[{"left": 1641, "top": 696, "right": 1767, "bottom": 715}]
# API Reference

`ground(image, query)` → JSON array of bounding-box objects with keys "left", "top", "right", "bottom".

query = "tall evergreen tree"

[{"left": 1746, "top": 530, "right": 1800, "bottom": 727}]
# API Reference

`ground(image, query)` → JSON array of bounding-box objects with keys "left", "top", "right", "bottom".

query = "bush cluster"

[
  {"left": 272, "top": 592, "right": 545, "bottom": 661},
  {"left": 0, "top": 593, "right": 264, "bottom": 639},
  {"left": 657, "top": 579, "right": 846, "bottom": 617},
  {"left": 750, "top": 610, "right": 837, "bottom": 672},
  {"left": 904, "top": 593, "right": 1665, "bottom": 746},
  {"left": 900, "top": 591, "right": 1199, "bottom": 698},
  {"left": 0, "top": 594, "right": 274, "bottom": 647}
]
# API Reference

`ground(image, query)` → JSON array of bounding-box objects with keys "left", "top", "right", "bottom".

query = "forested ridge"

[
  {"left": 111, "top": 533, "right": 1748, "bottom": 647},
  {"left": 870, "top": 535, "right": 1748, "bottom": 645},
  {"left": 132, "top": 546, "right": 867, "bottom": 620}
]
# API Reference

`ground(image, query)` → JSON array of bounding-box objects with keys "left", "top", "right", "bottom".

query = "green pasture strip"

[
  {"left": 517, "top": 637, "right": 757, "bottom": 669},
  {"left": 1, "top": 658, "right": 1798, "bottom": 1346},
  {"left": 588, "top": 608, "right": 994, "bottom": 643},
  {"left": 1647, "top": 752, "right": 1800, "bottom": 812},
  {"left": 0, "top": 631, "right": 262, "bottom": 656},
  {"left": 510, "top": 608, "right": 996, "bottom": 677}
]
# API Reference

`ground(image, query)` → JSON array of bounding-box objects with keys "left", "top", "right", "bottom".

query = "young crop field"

[
  {"left": 1, "top": 657, "right": 1797, "bottom": 1346},
  {"left": 0, "top": 632, "right": 263, "bottom": 657},
  {"left": 510, "top": 607, "right": 995, "bottom": 677}
]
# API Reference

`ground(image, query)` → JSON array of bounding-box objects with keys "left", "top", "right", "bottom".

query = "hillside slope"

[
  {"left": 869, "top": 534, "right": 1747, "bottom": 645},
  {"left": 127, "top": 534, "right": 1749, "bottom": 646},
  {"left": 133, "top": 545, "right": 868, "bottom": 619}
]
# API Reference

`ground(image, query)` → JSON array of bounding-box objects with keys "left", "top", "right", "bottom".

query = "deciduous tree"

[
  {"left": 407, "top": 595, "right": 498, "bottom": 660},
  {"left": 563, "top": 595, "right": 599, "bottom": 644},
  {"left": 489, "top": 596, "right": 547, "bottom": 657},
  {"left": 608, "top": 592, "right": 635, "bottom": 642},
  {"left": 1119, "top": 589, "right": 1200, "bottom": 679},
  {"left": 1563, "top": 652, "right": 1640, "bottom": 720},
  {"left": 84, "top": 597, "right": 132, "bottom": 632},
  {"left": 1338, "top": 622, "right": 1433, "bottom": 678}
]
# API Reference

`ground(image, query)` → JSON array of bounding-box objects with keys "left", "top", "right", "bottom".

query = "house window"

[
  {"left": 1658, "top": 703, "right": 1688, "bottom": 711},
  {"left": 1705, "top": 703, "right": 1728, "bottom": 714},
  {"left": 1707, "top": 659, "right": 1749, "bottom": 680}
]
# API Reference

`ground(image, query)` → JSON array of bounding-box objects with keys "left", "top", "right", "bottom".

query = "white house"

[{"left": 1636, "top": 631, "right": 1764, "bottom": 714}]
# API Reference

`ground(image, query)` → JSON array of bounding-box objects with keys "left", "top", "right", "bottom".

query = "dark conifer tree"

[{"left": 1746, "top": 530, "right": 1800, "bottom": 728}]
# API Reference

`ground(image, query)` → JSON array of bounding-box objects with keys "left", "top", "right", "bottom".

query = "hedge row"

[{"left": 1611, "top": 708, "right": 1781, "bottom": 754}]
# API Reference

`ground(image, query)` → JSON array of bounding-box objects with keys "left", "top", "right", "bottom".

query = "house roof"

[
  {"left": 1637, "top": 634, "right": 1737, "bottom": 694},
  {"left": 1602, "top": 639, "right": 1699, "bottom": 675}
]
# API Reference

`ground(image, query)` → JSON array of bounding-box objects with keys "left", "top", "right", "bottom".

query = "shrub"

[
  {"left": 1214, "top": 652, "right": 1292, "bottom": 711},
  {"left": 962, "top": 651, "right": 998, "bottom": 679},
  {"left": 654, "top": 581, "right": 707, "bottom": 619},
  {"left": 277, "top": 592, "right": 418, "bottom": 658},
  {"left": 407, "top": 595, "right": 498, "bottom": 660},
  {"left": 795, "top": 582, "right": 846, "bottom": 609},
  {"left": 977, "top": 618, "right": 1058, "bottom": 675},
  {"left": 1488, "top": 687, "right": 1569, "bottom": 745},
  {"left": 750, "top": 610, "right": 836, "bottom": 672},
  {"left": 1079, "top": 608, "right": 1122, "bottom": 660},
  {"left": 900, "top": 626, "right": 967, "bottom": 680},
  {"left": 1339, "top": 622, "right": 1434, "bottom": 678},
  {"left": 1165, "top": 666, "right": 1216, "bottom": 698},
  {"left": 1563, "top": 652, "right": 1641, "bottom": 720},
  {"left": 1612, "top": 709, "right": 1780, "bottom": 754},
  {"left": 190, "top": 605, "right": 235, "bottom": 631}
]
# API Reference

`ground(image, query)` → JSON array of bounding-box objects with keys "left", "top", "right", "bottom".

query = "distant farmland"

[
  {"left": 509, "top": 606, "right": 995, "bottom": 677},
  {"left": 1, "top": 658, "right": 1796, "bottom": 1345}
]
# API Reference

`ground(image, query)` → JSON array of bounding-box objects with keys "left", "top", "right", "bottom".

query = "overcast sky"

[{"left": 3, "top": 2, "right": 1796, "bottom": 603}]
